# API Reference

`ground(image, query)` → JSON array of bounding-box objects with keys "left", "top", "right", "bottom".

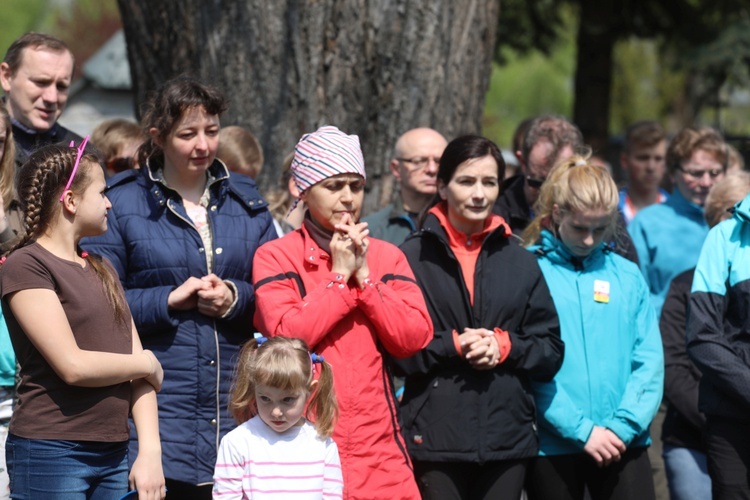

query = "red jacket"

[{"left": 252, "top": 225, "right": 432, "bottom": 500}]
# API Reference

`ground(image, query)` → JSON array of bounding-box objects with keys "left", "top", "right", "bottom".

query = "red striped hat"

[{"left": 291, "top": 125, "right": 366, "bottom": 195}]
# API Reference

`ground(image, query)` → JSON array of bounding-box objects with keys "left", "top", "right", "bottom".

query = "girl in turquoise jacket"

[{"left": 523, "top": 155, "right": 664, "bottom": 500}]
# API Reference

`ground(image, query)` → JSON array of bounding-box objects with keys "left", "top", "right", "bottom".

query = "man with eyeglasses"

[
  {"left": 629, "top": 126, "right": 727, "bottom": 318},
  {"left": 629, "top": 127, "right": 728, "bottom": 500},
  {"left": 493, "top": 115, "right": 583, "bottom": 235},
  {"left": 364, "top": 127, "right": 447, "bottom": 245},
  {"left": 0, "top": 33, "right": 84, "bottom": 169},
  {"left": 495, "top": 115, "right": 639, "bottom": 265},
  {"left": 618, "top": 121, "right": 670, "bottom": 225}
]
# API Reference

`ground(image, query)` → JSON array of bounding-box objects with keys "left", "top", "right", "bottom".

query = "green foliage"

[
  {"left": 492, "top": 0, "right": 750, "bottom": 141},
  {"left": 609, "top": 38, "right": 685, "bottom": 135},
  {"left": 0, "top": 0, "right": 121, "bottom": 80},
  {"left": 495, "top": 0, "right": 565, "bottom": 62},
  {"left": 484, "top": 6, "right": 576, "bottom": 147},
  {"left": 0, "top": 0, "right": 48, "bottom": 55}
]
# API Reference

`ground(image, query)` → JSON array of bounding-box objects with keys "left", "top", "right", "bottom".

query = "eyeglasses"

[
  {"left": 525, "top": 175, "right": 546, "bottom": 189},
  {"left": 397, "top": 156, "right": 441, "bottom": 170},
  {"left": 677, "top": 165, "right": 723, "bottom": 180},
  {"left": 59, "top": 135, "right": 90, "bottom": 202}
]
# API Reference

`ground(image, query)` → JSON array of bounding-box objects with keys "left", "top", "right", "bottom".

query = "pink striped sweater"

[{"left": 213, "top": 416, "right": 343, "bottom": 499}]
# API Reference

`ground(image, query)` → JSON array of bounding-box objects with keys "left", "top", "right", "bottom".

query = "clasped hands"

[
  {"left": 167, "top": 273, "right": 234, "bottom": 317},
  {"left": 330, "top": 213, "right": 371, "bottom": 289},
  {"left": 584, "top": 426, "right": 627, "bottom": 467},
  {"left": 458, "top": 327, "right": 500, "bottom": 370}
]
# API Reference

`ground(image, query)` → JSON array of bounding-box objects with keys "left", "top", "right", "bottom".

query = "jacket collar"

[
  {"left": 299, "top": 222, "right": 330, "bottom": 269},
  {"left": 531, "top": 229, "right": 606, "bottom": 269},
  {"left": 732, "top": 192, "right": 750, "bottom": 223},
  {"left": 385, "top": 193, "right": 418, "bottom": 232},
  {"left": 144, "top": 157, "right": 228, "bottom": 188},
  {"left": 665, "top": 188, "right": 705, "bottom": 221},
  {"left": 140, "top": 158, "right": 265, "bottom": 210},
  {"left": 498, "top": 174, "right": 532, "bottom": 221},
  {"left": 11, "top": 120, "right": 71, "bottom": 157},
  {"left": 421, "top": 202, "right": 511, "bottom": 247}
]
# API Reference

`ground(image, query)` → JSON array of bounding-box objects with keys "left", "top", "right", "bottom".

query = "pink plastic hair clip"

[{"left": 59, "top": 135, "right": 90, "bottom": 202}]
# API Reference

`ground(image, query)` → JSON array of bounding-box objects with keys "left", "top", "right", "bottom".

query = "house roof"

[{"left": 82, "top": 29, "right": 131, "bottom": 90}]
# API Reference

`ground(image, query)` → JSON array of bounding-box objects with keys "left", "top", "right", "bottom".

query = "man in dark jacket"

[
  {"left": 0, "top": 32, "right": 83, "bottom": 168},
  {"left": 365, "top": 127, "right": 447, "bottom": 245},
  {"left": 493, "top": 115, "right": 582, "bottom": 236},
  {"left": 495, "top": 115, "right": 638, "bottom": 263}
]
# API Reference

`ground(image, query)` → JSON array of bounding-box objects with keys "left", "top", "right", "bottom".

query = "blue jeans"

[
  {"left": 663, "top": 444, "right": 711, "bottom": 500},
  {"left": 6, "top": 434, "right": 128, "bottom": 499}
]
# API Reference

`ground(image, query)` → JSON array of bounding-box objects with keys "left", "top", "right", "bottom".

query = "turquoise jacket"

[
  {"left": 628, "top": 189, "right": 708, "bottom": 318},
  {"left": 688, "top": 194, "right": 750, "bottom": 420},
  {"left": 529, "top": 230, "right": 664, "bottom": 455},
  {"left": 0, "top": 311, "right": 14, "bottom": 387}
]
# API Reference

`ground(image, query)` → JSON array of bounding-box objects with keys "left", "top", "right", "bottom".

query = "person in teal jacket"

[
  {"left": 687, "top": 192, "right": 750, "bottom": 498},
  {"left": 627, "top": 126, "right": 728, "bottom": 319},
  {"left": 523, "top": 155, "right": 664, "bottom": 500}
]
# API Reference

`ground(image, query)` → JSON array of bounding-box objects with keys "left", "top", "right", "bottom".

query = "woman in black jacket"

[{"left": 393, "top": 135, "right": 563, "bottom": 500}]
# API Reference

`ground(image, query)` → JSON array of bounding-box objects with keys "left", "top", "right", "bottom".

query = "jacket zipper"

[{"left": 166, "top": 195, "right": 223, "bottom": 453}]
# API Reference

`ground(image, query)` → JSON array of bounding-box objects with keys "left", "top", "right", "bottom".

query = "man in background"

[
  {"left": 1, "top": 32, "right": 82, "bottom": 167},
  {"left": 365, "top": 127, "right": 448, "bottom": 245},
  {"left": 618, "top": 120, "right": 669, "bottom": 225}
]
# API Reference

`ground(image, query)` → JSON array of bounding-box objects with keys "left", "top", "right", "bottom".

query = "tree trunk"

[
  {"left": 572, "top": 0, "right": 616, "bottom": 156},
  {"left": 117, "top": 0, "right": 500, "bottom": 214}
]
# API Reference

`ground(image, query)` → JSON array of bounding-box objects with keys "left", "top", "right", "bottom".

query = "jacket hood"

[
  {"left": 733, "top": 193, "right": 750, "bottom": 223},
  {"left": 530, "top": 229, "right": 607, "bottom": 268}
]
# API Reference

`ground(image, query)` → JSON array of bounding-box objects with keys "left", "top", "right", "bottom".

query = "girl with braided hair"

[
  {"left": 213, "top": 335, "right": 341, "bottom": 498},
  {"left": 0, "top": 143, "right": 165, "bottom": 499}
]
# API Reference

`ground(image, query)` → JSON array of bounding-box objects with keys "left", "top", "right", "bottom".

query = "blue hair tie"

[
  {"left": 310, "top": 353, "right": 325, "bottom": 364},
  {"left": 253, "top": 332, "right": 268, "bottom": 346}
]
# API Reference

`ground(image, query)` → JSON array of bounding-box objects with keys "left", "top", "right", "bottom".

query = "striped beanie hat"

[{"left": 291, "top": 125, "right": 366, "bottom": 194}]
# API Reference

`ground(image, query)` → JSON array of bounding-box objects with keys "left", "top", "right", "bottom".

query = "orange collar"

[{"left": 428, "top": 202, "right": 508, "bottom": 248}]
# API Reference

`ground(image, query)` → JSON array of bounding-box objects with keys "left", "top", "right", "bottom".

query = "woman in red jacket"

[{"left": 252, "top": 125, "right": 432, "bottom": 500}]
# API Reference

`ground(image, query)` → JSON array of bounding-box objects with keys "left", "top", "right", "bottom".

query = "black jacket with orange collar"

[{"left": 393, "top": 212, "right": 563, "bottom": 463}]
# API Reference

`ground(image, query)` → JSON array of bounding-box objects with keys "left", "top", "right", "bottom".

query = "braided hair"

[{"left": 6, "top": 144, "right": 128, "bottom": 323}]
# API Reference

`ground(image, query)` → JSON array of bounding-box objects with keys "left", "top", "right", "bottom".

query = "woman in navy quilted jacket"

[{"left": 84, "top": 76, "right": 276, "bottom": 499}]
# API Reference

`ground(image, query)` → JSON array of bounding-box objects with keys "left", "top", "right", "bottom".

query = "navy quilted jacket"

[{"left": 83, "top": 159, "right": 276, "bottom": 484}]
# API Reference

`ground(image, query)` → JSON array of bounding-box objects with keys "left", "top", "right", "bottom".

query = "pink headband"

[{"left": 59, "top": 136, "right": 90, "bottom": 202}]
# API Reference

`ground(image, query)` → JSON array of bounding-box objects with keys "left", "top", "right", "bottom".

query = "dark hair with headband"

[
  {"left": 3, "top": 143, "right": 128, "bottom": 323},
  {"left": 229, "top": 335, "right": 338, "bottom": 438}
]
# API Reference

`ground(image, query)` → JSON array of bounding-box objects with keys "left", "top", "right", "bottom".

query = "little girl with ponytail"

[{"left": 213, "top": 335, "right": 342, "bottom": 498}]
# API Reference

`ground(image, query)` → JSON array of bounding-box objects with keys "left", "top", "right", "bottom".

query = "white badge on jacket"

[{"left": 593, "top": 279, "right": 610, "bottom": 303}]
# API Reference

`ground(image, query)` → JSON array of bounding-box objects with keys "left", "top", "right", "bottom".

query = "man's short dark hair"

[
  {"left": 623, "top": 120, "right": 666, "bottom": 154},
  {"left": 522, "top": 115, "right": 584, "bottom": 166},
  {"left": 3, "top": 32, "right": 72, "bottom": 76}
]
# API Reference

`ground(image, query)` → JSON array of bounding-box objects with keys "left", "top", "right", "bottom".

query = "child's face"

[
  {"left": 552, "top": 206, "right": 612, "bottom": 257},
  {"left": 75, "top": 163, "right": 111, "bottom": 237},
  {"left": 256, "top": 384, "right": 307, "bottom": 434}
]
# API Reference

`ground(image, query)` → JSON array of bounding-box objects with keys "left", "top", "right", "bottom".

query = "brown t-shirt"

[{"left": 0, "top": 242, "right": 132, "bottom": 441}]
